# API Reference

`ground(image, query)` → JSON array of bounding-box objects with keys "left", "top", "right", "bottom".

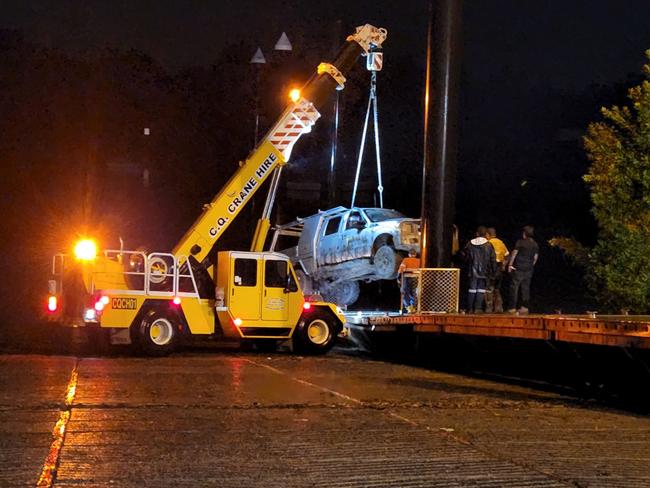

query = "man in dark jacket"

[
  {"left": 465, "top": 226, "right": 497, "bottom": 313},
  {"left": 507, "top": 225, "right": 539, "bottom": 314}
]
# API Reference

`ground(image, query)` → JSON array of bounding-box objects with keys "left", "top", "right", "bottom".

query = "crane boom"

[{"left": 172, "top": 24, "right": 387, "bottom": 265}]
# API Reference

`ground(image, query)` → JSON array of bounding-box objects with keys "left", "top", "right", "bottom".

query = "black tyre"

[
  {"left": 293, "top": 310, "right": 339, "bottom": 355},
  {"left": 320, "top": 280, "right": 360, "bottom": 307},
  {"left": 138, "top": 310, "right": 178, "bottom": 356},
  {"left": 373, "top": 245, "right": 402, "bottom": 279}
]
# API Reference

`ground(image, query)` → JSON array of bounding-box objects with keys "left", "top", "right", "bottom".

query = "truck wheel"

[
  {"left": 373, "top": 245, "right": 402, "bottom": 279},
  {"left": 321, "top": 281, "right": 360, "bottom": 307},
  {"left": 293, "top": 310, "right": 338, "bottom": 355},
  {"left": 139, "top": 311, "right": 177, "bottom": 356}
]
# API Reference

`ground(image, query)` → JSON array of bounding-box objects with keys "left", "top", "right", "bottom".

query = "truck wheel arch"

[{"left": 372, "top": 234, "right": 394, "bottom": 254}]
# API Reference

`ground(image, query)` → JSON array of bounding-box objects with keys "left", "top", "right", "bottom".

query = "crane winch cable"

[{"left": 351, "top": 52, "right": 384, "bottom": 208}]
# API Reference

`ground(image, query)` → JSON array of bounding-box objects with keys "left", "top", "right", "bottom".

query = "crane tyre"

[
  {"left": 138, "top": 310, "right": 177, "bottom": 356},
  {"left": 293, "top": 309, "right": 338, "bottom": 355}
]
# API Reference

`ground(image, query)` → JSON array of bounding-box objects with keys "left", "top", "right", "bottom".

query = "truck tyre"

[
  {"left": 321, "top": 280, "right": 360, "bottom": 307},
  {"left": 293, "top": 310, "right": 338, "bottom": 355},
  {"left": 138, "top": 310, "right": 177, "bottom": 356},
  {"left": 373, "top": 245, "right": 402, "bottom": 279}
]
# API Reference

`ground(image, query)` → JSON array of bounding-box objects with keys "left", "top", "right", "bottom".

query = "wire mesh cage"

[{"left": 416, "top": 268, "right": 460, "bottom": 313}]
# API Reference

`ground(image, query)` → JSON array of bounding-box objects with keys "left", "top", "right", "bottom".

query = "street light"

[{"left": 250, "top": 47, "right": 266, "bottom": 147}]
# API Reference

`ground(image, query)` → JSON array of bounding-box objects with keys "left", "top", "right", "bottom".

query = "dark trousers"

[
  {"left": 509, "top": 269, "right": 533, "bottom": 309},
  {"left": 467, "top": 277, "right": 487, "bottom": 313},
  {"left": 401, "top": 276, "right": 417, "bottom": 310}
]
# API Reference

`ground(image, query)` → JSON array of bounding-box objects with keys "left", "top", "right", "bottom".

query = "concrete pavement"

[{"left": 1, "top": 350, "right": 650, "bottom": 487}]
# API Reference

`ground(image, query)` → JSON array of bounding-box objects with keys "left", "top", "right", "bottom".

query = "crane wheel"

[
  {"left": 138, "top": 310, "right": 177, "bottom": 356},
  {"left": 293, "top": 310, "right": 338, "bottom": 355}
]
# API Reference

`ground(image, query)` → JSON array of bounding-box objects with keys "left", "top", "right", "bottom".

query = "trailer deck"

[{"left": 345, "top": 312, "right": 650, "bottom": 349}]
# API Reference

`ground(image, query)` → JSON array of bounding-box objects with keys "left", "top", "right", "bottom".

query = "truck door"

[
  {"left": 262, "top": 257, "right": 290, "bottom": 321},
  {"left": 230, "top": 254, "right": 261, "bottom": 321},
  {"left": 340, "top": 210, "right": 371, "bottom": 260},
  {"left": 317, "top": 215, "right": 343, "bottom": 265}
]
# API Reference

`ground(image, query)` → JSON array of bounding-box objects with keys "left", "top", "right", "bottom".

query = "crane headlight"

[
  {"left": 289, "top": 88, "right": 301, "bottom": 103},
  {"left": 74, "top": 239, "right": 97, "bottom": 261}
]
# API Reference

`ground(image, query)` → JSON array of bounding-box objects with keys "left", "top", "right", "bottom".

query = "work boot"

[{"left": 518, "top": 306, "right": 529, "bottom": 314}]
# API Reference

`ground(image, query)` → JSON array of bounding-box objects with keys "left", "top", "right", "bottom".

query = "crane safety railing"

[{"left": 50, "top": 251, "right": 201, "bottom": 300}]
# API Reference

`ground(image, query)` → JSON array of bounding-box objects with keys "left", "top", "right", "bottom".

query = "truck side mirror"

[
  {"left": 283, "top": 276, "right": 291, "bottom": 294},
  {"left": 284, "top": 269, "right": 298, "bottom": 293}
]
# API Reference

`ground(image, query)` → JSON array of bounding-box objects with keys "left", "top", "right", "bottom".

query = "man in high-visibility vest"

[
  {"left": 398, "top": 249, "right": 420, "bottom": 313},
  {"left": 485, "top": 227, "right": 509, "bottom": 313}
]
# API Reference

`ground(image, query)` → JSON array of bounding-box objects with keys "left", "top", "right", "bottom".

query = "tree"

[{"left": 583, "top": 50, "right": 650, "bottom": 312}]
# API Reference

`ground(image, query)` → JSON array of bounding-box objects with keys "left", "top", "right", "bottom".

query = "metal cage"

[{"left": 402, "top": 268, "right": 460, "bottom": 313}]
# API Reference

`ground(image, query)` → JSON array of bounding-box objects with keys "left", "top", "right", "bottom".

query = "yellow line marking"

[{"left": 36, "top": 362, "right": 79, "bottom": 487}]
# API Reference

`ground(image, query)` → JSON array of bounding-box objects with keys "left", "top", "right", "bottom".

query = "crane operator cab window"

[
  {"left": 234, "top": 258, "right": 257, "bottom": 287},
  {"left": 346, "top": 211, "right": 365, "bottom": 230},
  {"left": 264, "top": 260, "right": 298, "bottom": 292}
]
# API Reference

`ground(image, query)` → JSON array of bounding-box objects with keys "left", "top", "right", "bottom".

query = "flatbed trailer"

[{"left": 346, "top": 312, "right": 650, "bottom": 349}]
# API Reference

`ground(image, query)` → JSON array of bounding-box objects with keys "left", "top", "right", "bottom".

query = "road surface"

[{"left": 1, "top": 347, "right": 649, "bottom": 487}]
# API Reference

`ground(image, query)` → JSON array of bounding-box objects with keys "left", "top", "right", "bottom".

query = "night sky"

[{"left": 2, "top": 0, "right": 650, "bottom": 314}]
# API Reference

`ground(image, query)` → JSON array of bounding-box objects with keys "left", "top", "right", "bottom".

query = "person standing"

[
  {"left": 507, "top": 225, "right": 539, "bottom": 314},
  {"left": 485, "top": 227, "right": 509, "bottom": 312},
  {"left": 465, "top": 226, "right": 497, "bottom": 313},
  {"left": 398, "top": 249, "right": 420, "bottom": 313}
]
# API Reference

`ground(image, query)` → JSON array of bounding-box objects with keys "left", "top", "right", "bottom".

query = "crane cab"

[{"left": 215, "top": 251, "right": 305, "bottom": 340}]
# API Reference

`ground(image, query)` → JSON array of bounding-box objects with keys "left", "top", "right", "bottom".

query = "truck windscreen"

[{"left": 364, "top": 209, "right": 405, "bottom": 222}]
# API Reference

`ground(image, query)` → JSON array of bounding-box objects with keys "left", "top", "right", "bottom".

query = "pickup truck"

[{"left": 270, "top": 206, "right": 420, "bottom": 306}]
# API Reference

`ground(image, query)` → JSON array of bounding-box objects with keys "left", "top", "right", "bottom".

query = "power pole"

[{"left": 420, "top": 0, "right": 463, "bottom": 267}]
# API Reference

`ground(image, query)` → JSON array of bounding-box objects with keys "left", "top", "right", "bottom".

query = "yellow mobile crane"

[{"left": 47, "top": 24, "right": 388, "bottom": 355}]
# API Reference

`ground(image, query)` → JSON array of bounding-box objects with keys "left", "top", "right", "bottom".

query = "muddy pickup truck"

[{"left": 269, "top": 206, "right": 420, "bottom": 306}]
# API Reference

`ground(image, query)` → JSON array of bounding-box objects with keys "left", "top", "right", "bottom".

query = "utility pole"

[
  {"left": 328, "top": 20, "right": 343, "bottom": 206},
  {"left": 420, "top": 0, "right": 463, "bottom": 268}
]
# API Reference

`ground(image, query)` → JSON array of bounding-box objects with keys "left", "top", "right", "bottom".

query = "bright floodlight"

[
  {"left": 74, "top": 239, "right": 97, "bottom": 261},
  {"left": 289, "top": 88, "right": 301, "bottom": 103}
]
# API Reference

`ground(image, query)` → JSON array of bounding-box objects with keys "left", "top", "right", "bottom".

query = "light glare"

[
  {"left": 74, "top": 239, "right": 97, "bottom": 261},
  {"left": 289, "top": 88, "right": 300, "bottom": 103}
]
